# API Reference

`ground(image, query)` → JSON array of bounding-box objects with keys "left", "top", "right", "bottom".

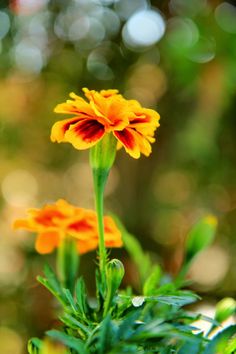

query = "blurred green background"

[{"left": 0, "top": 0, "right": 236, "bottom": 352}]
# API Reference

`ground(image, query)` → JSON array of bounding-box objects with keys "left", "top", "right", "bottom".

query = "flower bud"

[
  {"left": 215, "top": 297, "right": 236, "bottom": 323},
  {"left": 106, "top": 259, "right": 125, "bottom": 292},
  {"left": 104, "top": 259, "right": 125, "bottom": 315}
]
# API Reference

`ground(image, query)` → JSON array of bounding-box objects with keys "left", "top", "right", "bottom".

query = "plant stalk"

[
  {"left": 93, "top": 168, "right": 109, "bottom": 292},
  {"left": 90, "top": 133, "right": 117, "bottom": 294}
]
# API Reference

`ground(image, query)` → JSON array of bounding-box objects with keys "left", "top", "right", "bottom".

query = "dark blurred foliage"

[{"left": 0, "top": 0, "right": 236, "bottom": 351}]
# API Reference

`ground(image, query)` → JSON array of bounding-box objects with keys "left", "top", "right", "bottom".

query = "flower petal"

[
  {"left": 104, "top": 216, "right": 123, "bottom": 247},
  {"left": 35, "top": 231, "right": 60, "bottom": 254},
  {"left": 114, "top": 129, "right": 141, "bottom": 159},
  {"left": 77, "top": 238, "right": 98, "bottom": 254},
  {"left": 64, "top": 119, "right": 105, "bottom": 150},
  {"left": 51, "top": 117, "right": 81, "bottom": 143},
  {"left": 13, "top": 219, "right": 34, "bottom": 231},
  {"left": 67, "top": 219, "right": 94, "bottom": 238},
  {"left": 54, "top": 92, "right": 94, "bottom": 116},
  {"left": 100, "top": 89, "right": 119, "bottom": 98},
  {"left": 83, "top": 88, "right": 129, "bottom": 129}
]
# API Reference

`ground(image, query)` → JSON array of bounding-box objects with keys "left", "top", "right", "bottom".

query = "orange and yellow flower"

[
  {"left": 13, "top": 199, "right": 122, "bottom": 254},
  {"left": 51, "top": 88, "right": 160, "bottom": 159}
]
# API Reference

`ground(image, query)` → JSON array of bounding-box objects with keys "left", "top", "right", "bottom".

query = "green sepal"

[{"left": 90, "top": 133, "right": 117, "bottom": 172}]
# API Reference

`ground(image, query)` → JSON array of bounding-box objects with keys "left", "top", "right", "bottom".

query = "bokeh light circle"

[
  {"left": 122, "top": 9, "right": 166, "bottom": 49},
  {"left": 2, "top": 169, "right": 38, "bottom": 207},
  {"left": 215, "top": 2, "right": 236, "bottom": 34},
  {"left": 0, "top": 11, "right": 10, "bottom": 40}
]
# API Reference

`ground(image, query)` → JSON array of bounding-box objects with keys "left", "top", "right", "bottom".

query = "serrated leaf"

[
  {"left": 46, "top": 330, "right": 88, "bottom": 354},
  {"left": 75, "top": 278, "right": 89, "bottom": 317},
  {"left": 60, "top": 313, "right": 90, "bottom": 336},
  {"left": 62, "top": 288, "right": 78, "bottom": 313},
  {"left": 44, "top": 265, "right": 63, "bottom": 294},
  {"left": 37, "top": 265, "right": 68, "bottom": 306}
]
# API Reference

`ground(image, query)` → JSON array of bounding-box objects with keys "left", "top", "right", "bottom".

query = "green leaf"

[
  {"left": 131, "top": 321, "right": 203, "bottom": 343},
  {"left": 185, "top": 215, "right": 218, "bottom": 264},
  {"left": 37, "top": 265, "right": 68, "bottom": 306},
  {"left": 28, "top": 338, "right": 42, "bottom": 354},
  {"left": 60, "top": 313, "right": 91, "bottom": 336},
  {"left": 178, "top": 341, "right": 201, "bottom": 354},
  {"left": 143, "top": 265, "right": 162, "bottom": 296},
  {"left": 46, "top": 330, "right": 88, "bottom": 354},
  {"left": 75, "top": 278, "right": 89, "bottom": 317},
  {"left": 44, "top": 265, "right": 63, "bottom": 294},
  {"left": 97, "top": 314, "right": 113, "bottom": 354},
  {"left": 152, "top": 292, "right": 200, "bottom": 307},
  {"left": 117, "top": 309, "right": 142, "bottom": 340},
  {"left": 62, "top": 288, "right": 78, "bottom": 313},
  {"left": 129, "top": 291, "right": 199, "bottom": 308},
  {"left": 225, "top": 336, "right": 236, "bottom": 354},
  {"left": 203, "top": 325, "right": 236, "bottom": 354}
]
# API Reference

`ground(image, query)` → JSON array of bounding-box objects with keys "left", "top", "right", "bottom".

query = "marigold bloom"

[
  {"left": 13, "top": 199, "right": 122, "bottom": 254},
  {"left": 51, "top": 88, "right": 160, "bottom": 159}
]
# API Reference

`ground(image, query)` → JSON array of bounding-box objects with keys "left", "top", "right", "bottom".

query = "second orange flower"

[{"left": 13, "top": 199, "right": 122, "bottom": 255}]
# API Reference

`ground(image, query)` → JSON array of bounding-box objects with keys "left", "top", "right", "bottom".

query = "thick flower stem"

[
  {"left": 90, "top": 133, "right": 117, "bottom": 294},
  {"left": 93, "top": 168, "right": 109, "bottom": 291}
]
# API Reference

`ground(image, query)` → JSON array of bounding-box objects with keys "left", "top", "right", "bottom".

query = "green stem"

[
  {"left": 93, "top": 168, "right": 109, "bottom": 291},
  {"left": 90, "top": 133, "right": 117, "bottom": 295},
  {"left": 57, "top": 237, "right": 79, "bottom": 293}
]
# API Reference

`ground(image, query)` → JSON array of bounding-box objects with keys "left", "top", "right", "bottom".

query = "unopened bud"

[
  {"left": 107, "top": 259, "right": 125, "bottom": 292},
  {"left": 215, "top": 298, "right": 236, "bottom": 323}
]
